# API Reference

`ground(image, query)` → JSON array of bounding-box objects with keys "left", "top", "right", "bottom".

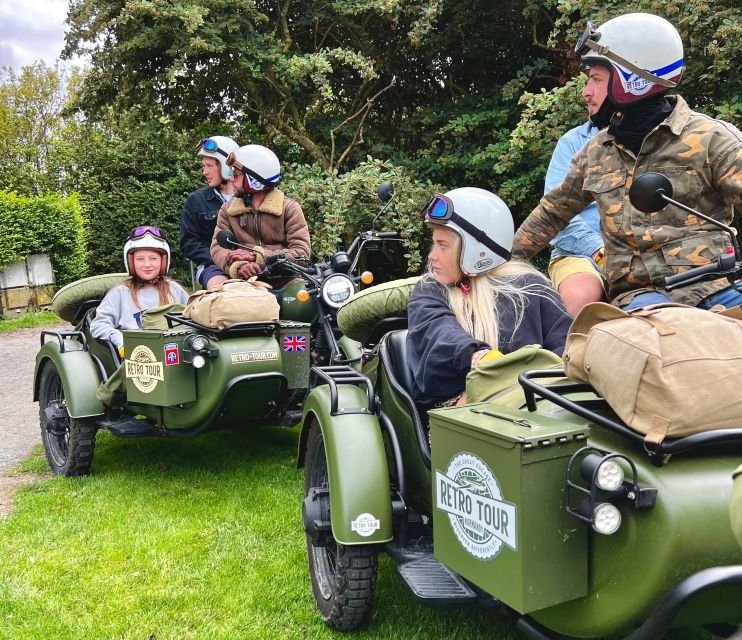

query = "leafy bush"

[
  {"left": 0, "top": 190, "right": 86, "bottom": 285},
  {"left": 286, "top": 158, "right": 443, "bottom": 274}
]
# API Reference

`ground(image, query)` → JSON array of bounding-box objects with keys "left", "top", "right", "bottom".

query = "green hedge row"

[{"left": 0, "top": 191, "right": 87, "bottom": 285}]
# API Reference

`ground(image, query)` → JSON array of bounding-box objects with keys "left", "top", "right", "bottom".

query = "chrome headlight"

[{"left": 321, "top": 274, "right": 355, "bottom": 309}]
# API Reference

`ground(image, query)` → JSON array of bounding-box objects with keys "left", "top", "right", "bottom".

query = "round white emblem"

[
  {"left": 351, "top": 512, "right": 380, "bottom": 537},
  {"left": 436, "top": 452, "right": 517, "bottom": 560},
  {"left": 125, "top": 345, "right": 164, "bottom": 394}
]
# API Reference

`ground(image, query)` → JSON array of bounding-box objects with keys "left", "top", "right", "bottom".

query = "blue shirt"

[{"left": 545, "top": 121, "right": 603, "bottom": 260}]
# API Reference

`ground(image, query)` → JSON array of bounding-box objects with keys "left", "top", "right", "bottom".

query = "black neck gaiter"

[{"left": 608, "top": 96, "right": 673, "bottom": 155}]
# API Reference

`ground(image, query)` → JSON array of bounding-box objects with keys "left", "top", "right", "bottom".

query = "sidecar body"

[
  {"left": 33, "top": 274, "right": 311, "bottom": 476},
  {"left": 298, "top": 320, "right": 742, "bottom": 638}
]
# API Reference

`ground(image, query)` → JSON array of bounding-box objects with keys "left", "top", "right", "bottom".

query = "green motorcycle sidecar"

[
  {"left": 298, "top": 304, "right": 742, "bottom": 639},
  {"left": 33, "top": 274, "right": 311, "bottom": 476}
]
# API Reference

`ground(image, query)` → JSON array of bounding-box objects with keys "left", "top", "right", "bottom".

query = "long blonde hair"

[
  {"left": 124, "top": 276, "right": 176, "bottom": 308},
  {"left": 423, "top": 229, "right": 551, "bottom": 349}
]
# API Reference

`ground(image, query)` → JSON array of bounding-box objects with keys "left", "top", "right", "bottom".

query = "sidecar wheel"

[
  {"left": 304, "top": 421, "right": 377, "bottom": 630},
  {"left": 38, "top": 361, "right": 96, "bottom": 476}
]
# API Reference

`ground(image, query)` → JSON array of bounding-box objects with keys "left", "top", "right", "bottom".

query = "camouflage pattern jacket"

[{"left": 513, "top": 96, "right": 742, "bottom": 306}]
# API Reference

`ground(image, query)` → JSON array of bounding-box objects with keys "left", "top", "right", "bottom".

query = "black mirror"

[
  {"left": 377, "top": 181, "right": 394, "bottom": 203},
  {"left": 629, "top": 172, "right": 673, "bottom": 213},
  {"left": 216, "top": 229, "right": 238, "bottom": 249}
]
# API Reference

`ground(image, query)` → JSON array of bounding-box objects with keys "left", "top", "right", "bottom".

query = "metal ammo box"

[
  {"left": 123, "top": 328, "right": 196, "bottom": 406},
  {"left": 430, "top": 403, "right": 590, "bottom": 614}
]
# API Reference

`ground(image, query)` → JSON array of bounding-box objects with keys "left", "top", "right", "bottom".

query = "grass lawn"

[
  {"left": 0, "top": 427, "right": 716, "bottom": 640},
  {"left": 0, "top": 310, "right": 61, "bottom": 333}
]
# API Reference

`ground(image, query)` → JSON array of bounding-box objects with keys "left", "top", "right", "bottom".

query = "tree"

[{"left": 0, "top": 63, "right": 71, "bottom": 195}]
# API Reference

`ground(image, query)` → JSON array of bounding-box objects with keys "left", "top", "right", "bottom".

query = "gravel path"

[
  {"left": 0, "top": 324, "right": 69, "bottom": 472},
  {"left": 0, "top": 322, "right": 69, "bottom": 514}
]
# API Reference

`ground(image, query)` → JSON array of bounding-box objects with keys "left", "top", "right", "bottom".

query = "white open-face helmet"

[
  {"left": 225, "top": 144, "right": 282, "bottom": 193},
  {"left": 576, "top": 13, "right": 684, "bottom": 106},
  {"left": 123, "top": 226, "right": 171, "bottom": 277},
  {"left": 196, "top": 136, "right": 240, "bottom": 181},
  {"left": 421, "top": 187, "right": 514, "bottom": 276}
]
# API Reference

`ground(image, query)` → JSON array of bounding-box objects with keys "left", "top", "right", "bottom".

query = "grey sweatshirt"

[{"left": 89, "top": 281, "right": 190, "bottom": 348}]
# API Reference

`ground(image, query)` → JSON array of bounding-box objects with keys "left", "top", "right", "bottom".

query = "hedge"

[{"left": 0, "top": 190, "right": 87, "bottom": 285}]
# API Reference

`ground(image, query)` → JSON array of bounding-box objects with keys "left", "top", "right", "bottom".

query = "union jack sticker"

[{"left": 283, "top": 335, "right": 307, "bottom": 352}]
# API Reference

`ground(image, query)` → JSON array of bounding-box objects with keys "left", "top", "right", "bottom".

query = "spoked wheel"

[
  {"left": 304, "top": 421, "right": 377, "bottom": 630},
  {"left": 38, "top": 361, "right": 96, "bottom": 476}
]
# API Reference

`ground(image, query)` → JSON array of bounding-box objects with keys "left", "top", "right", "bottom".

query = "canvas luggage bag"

[
  {"left": 563, "top": 302, "right": 742, "bottom": 446},
  {"left": 182, "top": 279, "right": 279, "bottom": 329}
]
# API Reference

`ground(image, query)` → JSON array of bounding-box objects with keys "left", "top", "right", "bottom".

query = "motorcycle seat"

[{"left": 385, "top": 329, "right": 415, "bottom": 397}]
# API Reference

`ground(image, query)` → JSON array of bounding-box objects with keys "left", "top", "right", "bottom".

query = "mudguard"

[
  {"left": 34, "top": 338, "right": 105, "bottom": 418},
  {"left": 300, "top": 383, "right": 393, "bottom": 545},
  {"left": 732, "top": 464, "right": 742, "bottom": 550}
]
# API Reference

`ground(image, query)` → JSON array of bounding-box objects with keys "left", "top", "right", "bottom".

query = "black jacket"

[
  {"left": 406, "top": 274, "right": 571, "bottom": 405},
  {"left": 179, "top": 187, "right": 226, "bottom": 266}
]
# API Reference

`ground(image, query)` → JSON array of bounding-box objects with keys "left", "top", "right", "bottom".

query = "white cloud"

[{"left": 0, "top": 0, "right": 83, "bottom": 71}]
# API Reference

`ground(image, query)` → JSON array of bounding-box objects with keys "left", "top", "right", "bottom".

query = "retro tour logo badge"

[
  {"left": 351, "top": 512, "right": 381, "bottom": 537},
  {"left": 125, "top": 344, "right": 165, "bottom": 394},
  {"left": 436, "top": 452, "right": 517, "bottom": 560},
  {"left": 164, "top": 343, "right": 180, "bottom": 366}
]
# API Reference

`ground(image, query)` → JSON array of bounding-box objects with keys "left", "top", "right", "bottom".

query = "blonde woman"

[{"left": 406, "top": 188, "right": 571, "bottom": 408}]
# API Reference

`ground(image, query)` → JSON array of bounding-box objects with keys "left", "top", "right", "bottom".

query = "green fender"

[
  {"left": 732, "top": 465, "right": 742, "bottom": 550},
  {"left": 34, "top": 338, "right": 105, "bottom": 419},
  {"left": 338, "top": 335, "right": 363, "bottom": 371},
  {"left": 299, "top": 383, "right": 393, "bottom": 545}
]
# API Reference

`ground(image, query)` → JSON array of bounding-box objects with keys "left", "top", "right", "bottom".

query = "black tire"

[
  {"left": 304, "top": 421, "right": 377, "bottom": 630},
  {"left": 38, "top": 360, "right": 96, "bottom": 476}
]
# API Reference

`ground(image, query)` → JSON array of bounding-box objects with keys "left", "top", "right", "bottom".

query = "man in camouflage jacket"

[{"left": 512, "top": 13, "right": 742, "bottom": 310}]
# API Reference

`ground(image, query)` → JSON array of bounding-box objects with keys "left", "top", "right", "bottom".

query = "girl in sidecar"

[
  {"left": 90, "top": 226, "right": 189, "bottom": 357},
  {"left": 407, "top": 187, "right": 571, "bottom": 409}
]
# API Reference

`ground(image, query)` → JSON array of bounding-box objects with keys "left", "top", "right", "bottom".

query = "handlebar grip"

[
  {"left": 377, "top": 231, "right": 400, "bottom": 238},
  {"left": 665, "top": 259, "right": 723, "bottom": 289}
]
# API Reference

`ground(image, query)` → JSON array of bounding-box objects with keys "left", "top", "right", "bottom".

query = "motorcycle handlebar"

[{"left": 665, "top": 253, "right": 738, "bottom": 291}]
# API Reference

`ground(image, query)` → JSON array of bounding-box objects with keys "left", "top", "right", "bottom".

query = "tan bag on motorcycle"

[
  {"left": 563, "top": 302, "right": 742, "bottom": 445},
  {"left": 182, "top": 279, "right": 279, "bottom": 329}
]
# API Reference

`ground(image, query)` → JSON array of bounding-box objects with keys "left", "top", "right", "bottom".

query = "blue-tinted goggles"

[
  {"left": 195, "top": 138, "right": 229, "bottom": 158},
  {"left": 420, "top": 194, "right": 511, "bottom": 263}
]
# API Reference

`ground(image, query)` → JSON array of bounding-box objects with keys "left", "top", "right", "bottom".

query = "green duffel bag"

[
  {"left": 337, "top": 276, "right": 419, "bottom": 344},
  {"left": 732, "top": 465, "right": 742, "bottom": 550},
  {"left": 465, "top": 344, "right": 564, "bottom": 408},
  {"left": 52, "top": 273, "right": 128, "bottom": 323}
]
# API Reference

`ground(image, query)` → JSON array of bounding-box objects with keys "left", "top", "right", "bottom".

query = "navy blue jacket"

[
  {"left": 180, "top": 187, "right": 226, "bottom": 266},
  {"left": 406, "top": 274, "right": 571, "bottom": 405}
]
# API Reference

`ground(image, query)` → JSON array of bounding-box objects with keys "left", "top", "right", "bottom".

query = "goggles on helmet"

[
  {"left": 225, "top": 151, "right": 280, "bottom": 188},
  {"left": 195, "top": 138, "right": 230, "bottom": 158},
  {"left": 420, "top": 194, "right": 511, "bottom": 262},
  {"left": 128, "top": 226, "right": 166, "bottom": 241},
  {"left": 575, "top": 21, "right": 600, "bottom": 56}
]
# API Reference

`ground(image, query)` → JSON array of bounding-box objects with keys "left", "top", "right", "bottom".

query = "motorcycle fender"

[
  {"left": 34, "top": 340, "right": 105, "bottom": 419},
  {"left": 338, "top": 335, "right": 363, "bottom": 371},
  {"left": 300, "top": 384, "right": 393, "bottom": 545}
]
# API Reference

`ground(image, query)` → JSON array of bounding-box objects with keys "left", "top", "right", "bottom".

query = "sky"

[{"left": 0, "top": 0, "right": 82, "bottom": 72}]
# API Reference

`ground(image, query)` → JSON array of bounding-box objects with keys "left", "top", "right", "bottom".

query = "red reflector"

[{"left": 726, "top": 248, "right": 735, "bottom": 254}]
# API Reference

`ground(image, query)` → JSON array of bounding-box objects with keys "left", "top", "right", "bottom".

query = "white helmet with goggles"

[
  {"left": 123, "top": 226, "right": 171, "bottom": 277},
  {"left": 226, "top": 144, "right": 282, "bottom": 193},
  {"left": 196, "top": 136, "right": 240, "bottom": 182},
  {"left": 576, "top": 13, "right": 684, "bottom": 106},
  {"left": 421, "top": 187, "right": 514, "bottom": 276}
]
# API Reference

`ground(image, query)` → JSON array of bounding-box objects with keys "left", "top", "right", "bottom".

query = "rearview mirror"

[
  {"left": 629, "top": 172, "right": 673, "bottom": 213},
  {"left": 216, "top": 229, "right": 238, "bottom": 249},
  {"left": 377, "top": 182, "right": 394, "bottom": 203}
]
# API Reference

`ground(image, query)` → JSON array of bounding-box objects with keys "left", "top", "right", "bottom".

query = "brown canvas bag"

[
  {"left": 182, "top": 279, "right": 279, "bottom": 329},
  {"left": 563, "top": 302, "right": 742, "bottom": 445}
]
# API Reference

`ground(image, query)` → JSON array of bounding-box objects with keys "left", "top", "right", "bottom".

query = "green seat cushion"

[
  {"left": 337, "top": 276, "right": 419, "bottom": 343},
  {"left": 52, "top": 273, "right": 128, "bottom": 323}
]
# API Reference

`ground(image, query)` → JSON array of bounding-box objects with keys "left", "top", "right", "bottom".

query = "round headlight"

[
  {"left": 191, "top": 335, "right": 207, "bottom": 351},
  {"left": 192, "top": 354, "right": 206, "bottom": 369},
  {"left": 321, "top": 274, "right": 355, "bottom": 309},
  {"left": 592, "top": 503, "right": 622, "bottom": 535},
  {"left": 595, "top": 459, "right": 625, "bottom": 492}
]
